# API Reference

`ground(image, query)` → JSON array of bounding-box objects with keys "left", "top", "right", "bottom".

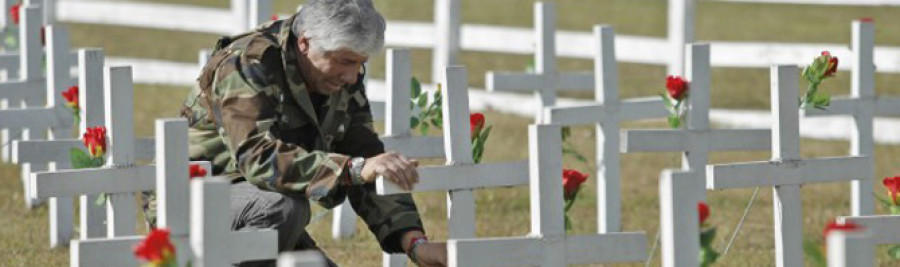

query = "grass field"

[{"left": 2, "top": 0, "right": 900, "bottom": 266}]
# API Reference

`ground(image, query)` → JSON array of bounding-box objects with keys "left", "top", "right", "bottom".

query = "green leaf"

[
  {"left": 668, "top": 115, "right": 681, "bottom": 129},
  {"left": 561, "top": 126, "right": 572, "bottom": 141},
  {"left": 95, "top": 193, "right": 107, "bottom": 206},
  {"left": 419, "top": 123, "right": 430, "bottom": 136},
  {"left": 410, "top": 77, "right": 421, "bottom": 98},
  {"left": 699, "top": 227, "right": 717, "bottom": 246},
  {"left": 70, "top": 148, "right": 95, "bottom": 169},
  {"left": 432, "top": 114, "right": 443, "bottom": 128},
  {"left": 416, "top": 94, "right": 428, "bottom": 108},
  {"left": 562, "top": 147, "right": 588, "bottom": 164},
  {"left": 803, "top": 239, "right": 827, "bottom": 267},
  {"left": 887, "top": 245, "right": 900, "bottom": 259},
  {"left": 699, "top": 246, "right": 721, "bottom": 267},
  {"left": 410, "top": 117, "right": 420, "bottom": 129},
  {"left": 479, "top": 126, "right": 492, "bottom": 142}
]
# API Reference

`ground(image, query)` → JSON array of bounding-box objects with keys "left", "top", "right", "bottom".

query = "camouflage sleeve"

[
  {"left": 211, "top": 55, "right": 350, "bottom": 207},
  {"left": 335, "top": 79, "right": 425, "bottom": 253}
]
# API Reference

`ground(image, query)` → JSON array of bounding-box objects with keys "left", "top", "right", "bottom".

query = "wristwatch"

[{"left": 349, "top": 157, "right": 366, "bottom": 185}]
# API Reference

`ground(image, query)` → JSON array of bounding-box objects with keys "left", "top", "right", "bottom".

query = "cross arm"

[
  {"left": 0, "top": 79, "right": 46, "bottom": 103},
  {"left": 801, "top": 97, "right": 859, "bottom": 117},
  {"left": 618, "top": 97, "right": 668, "bottom": 121},
  {"left": 486, "top": 72, "right": 593, "bottom": 92},
  {"left": 545, "top": 104, "right": 608, "bottom": 125},
  {"left": 706, "top": 161, "right": 775, "bottom": 189},
  {"left": 31, "top": 165, "right": 155, "bottom": 197},
  {"left": 621, "top": 129, "right": 687, "bottom": 152},
  {"left": 13, "top": 137, "right": 156, "bottom": 164},
  {"left": 565, "top": 233, "right": 648, "bottom": 264},
  {"left": 448, "top": 236, "right": 542, "bottom": 266},
  {"left": 622, "top": 129, "right": 770, "bottom": 153},
  {"left": 707, "top": 129, "right": 771, "bottom": 151},
  {"left": 0, "top": 105, "right": 70, "bottom": 129},
  {"left": 875, "top": 97, "right": 900, "bottom": 116},
  {"left": 798, "top": 156, "right": 872, "bottom": 185},
  {"left": 381, "top": 136, "right": 445, "bottom": 159},
  {"left": 376, "top": 160, "right": 529, "bottom": 194},
  {"left": 838, "top": 215, "right": 900, "bottom": 245},
  {"left": 71, "top": 230, "right": 277, "bottom": 266}
]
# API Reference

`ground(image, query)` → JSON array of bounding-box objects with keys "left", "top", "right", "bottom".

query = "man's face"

[{"left": 297, "top": 36, "right": 368, "bottom": 95}]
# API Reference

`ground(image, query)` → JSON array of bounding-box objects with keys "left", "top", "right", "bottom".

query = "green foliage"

[
  {"left": 800, "top": 55, "right": 836, "bottom": 110},
  {"left": 661, "top": 94, "right": 685, "bottom": 129},
  {"left": 69, "top": 148, "right": 106, "bottom": 206},
  {"left": 471, "top": 125, "right": 491, "bottom": 164},
  {"left": 409, "top": 77, "right": 443, "bottom": 136},
  {"left": 699, "top": 228, "right": 720, "bottom": 266},
  {"left": 803, "top": 238, "right": 827, "bottom": 267}
]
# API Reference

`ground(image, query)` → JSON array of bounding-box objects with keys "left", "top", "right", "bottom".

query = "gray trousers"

[{"left": 230, "top": 181, "right": 339, "bottom": 267}]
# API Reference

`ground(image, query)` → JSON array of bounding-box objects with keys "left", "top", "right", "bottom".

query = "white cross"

[
  {"left": 277, "top": 251, "right": 328, "bottom": 267},
  {"left": 826, "top": 215, "right": 900, "bottom": 266},
  {"left": 620, "top": 44, "right": 770, "bottom": 266},
  {"left": 447, "top": 124, "right": 647, "bottom": 266},
  {"left": 231, "top": 0, "right": 272, "bottom": 33},
  {"left": 1, "top": 5, "right": 50, "bottom": 163},
  {"left": 544, "top": 25, "right": 667, "bottom": 233},
  {"left": 706, "top": 65, "right": 873, "bottom": 267},
  {"left": 70, "top": 119, "right": 277, "bottom": 267},
  {"left": 376, "top": 66, "right": 530, "bottom": 241},
  {"left": 803, "top": 20, "right": 900, "bottom": 216},
  {"left": 0, "top": 24, "right": 78, "bottom": 247},
  {"left": 485, "top": 2, "right": 592, "bottom": 122},
  {"left": 31, "top": 66, "right": 151, "bottom": 238}
]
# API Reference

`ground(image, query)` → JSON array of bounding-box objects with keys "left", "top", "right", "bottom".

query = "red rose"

[
  {"left": 822, "top": 219, "right": 862, "bottom": 239},
  {"left": 133, "top": 228, "right": 176, "bottom": 264},
  {"left": 189, "top": 164, "right": 207, "bottom": 179},
  {"left": 10, "top": 3, "right": 20, "bottom": 25},
  {"left": 562, "top": 169, "right": 588, "bottom": 200},
  {"left": 469, "top": 113, "right": 485, "bottom": 137},
  {"left": 82, "top": 126, "right": 107, "bottom": 158},
  {"left": 884, "top": 176, "right": 900, "bottom": 205},
  {"left": 698, "top": 201, "right": 710, "bottom": 225},
  {"left": 62, "top": 86, "right": 78, "bottom": 107},
  {"left": 665, "top": 75, "right": 688, "bottom": 101},
  {"left": 860, "top": 17, "right": 874, "bottom": 23},
  {"left": 270, "top": 14, "right": 279, "bottom": 21}
]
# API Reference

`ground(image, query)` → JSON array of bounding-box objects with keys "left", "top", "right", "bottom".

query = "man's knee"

[{"left": 231, "top": 183, "right": 312, "bottom": 251}]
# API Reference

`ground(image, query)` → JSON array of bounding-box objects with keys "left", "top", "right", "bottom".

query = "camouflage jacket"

[{"left": 181, "top": 14, "right": 422, "bottom": 253}]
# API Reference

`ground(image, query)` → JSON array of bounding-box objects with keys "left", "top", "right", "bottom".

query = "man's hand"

[{"left": 361, "top": 151, "right": 419, "bottom": 190}]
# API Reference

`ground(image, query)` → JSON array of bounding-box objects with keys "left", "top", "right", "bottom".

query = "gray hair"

[{"left": 292, "top": 0, "right": 386, "bottom": 57}]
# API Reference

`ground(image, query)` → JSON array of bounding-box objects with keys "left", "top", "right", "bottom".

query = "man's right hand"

[{"left": 361, "top": 151, "right": 419, "bottom": 190}]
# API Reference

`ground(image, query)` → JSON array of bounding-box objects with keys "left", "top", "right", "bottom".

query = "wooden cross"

[
  {"left": 803, "top": 20, "right": 900, "bottom": 216},
  {"left": 667, "top": 0, "right": 695, "bottom": 76},
  {"left": 31, "top": 66, "right": 152, "bottom": 238},
  {"left": 544, "top": 25, "right": 667, "bottom": 233},
  {"left": 1, "top": 5, "right": 50, "bottom": 163},
  {"left": 706, "top": 65, "right": 873, "bottom": 267},
  {"left": 70, "top": 119, "right": 277, "bottom": 266},
  {"left": 376, "top": 66, "right": 530, "bottom": 241},
  {"left": 446, "top": 124, "right": 647, "bottom": 266},
  {"left": 620, "top": 44, "right": 770, "bottom": 266},
  {"left": 485, "top": 2, "right": 592, "bottom": 122}
]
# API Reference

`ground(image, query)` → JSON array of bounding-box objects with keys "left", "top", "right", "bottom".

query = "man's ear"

[{"left": 297, "top": 35, "right": 310, "bottom": 55}]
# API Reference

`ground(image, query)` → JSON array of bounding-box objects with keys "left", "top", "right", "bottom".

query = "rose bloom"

[
  {"left": 666, "top": 75, "right": 688, "bottom": 101},
  {"left": 562, "top": 169, "right": 588, "bottom": 200},
  {"left": 469, "top": 113, "right": 485, "bottom": 137},
  {"left": 82, "top": 126, "right": 107, "bottom": 158},
  {"left": 189, "top": 164, "right": 208, "bottom": 179}
]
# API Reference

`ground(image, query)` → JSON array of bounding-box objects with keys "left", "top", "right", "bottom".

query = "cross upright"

[
  {"left": 376, "top": 66, "right": 530, "bottom": 240},
  {"left": 70, "top": 119, "right": 277, "bottom": 266},
  {"left": 543, "top": 25, "right": 667, "bottom": 233},
  {"left": 706, "top": 65, "right": 873, "bottom": 267},
  {"left": 803, "top": 19, "right": 900, "bottom": 216},
  {"left": 31, "top": 66, "right": 153, "bottom": 238},
  {"left": 432, "top": 0, "right": 460, "bottom": 83},
  {"left": 446, "top": 124, "right": 647, "bottom": 266},
  {"left": 485, "top": 1, "right": 592, "bottom": 122}
]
